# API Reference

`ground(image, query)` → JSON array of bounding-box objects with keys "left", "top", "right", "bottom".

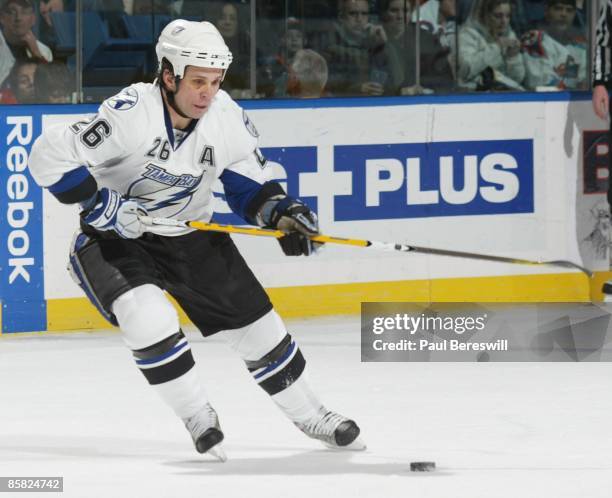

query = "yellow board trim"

[{"left": 24, "top": 271, "right": 607, "bottom": 333}]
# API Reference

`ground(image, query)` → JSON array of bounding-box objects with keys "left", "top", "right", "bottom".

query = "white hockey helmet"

[{"left": 156, "top": 19, "right": 233, "bottom": 80}]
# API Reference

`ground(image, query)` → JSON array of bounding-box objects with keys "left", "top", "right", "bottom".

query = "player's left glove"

[
  {"left": 82, "top": 188, "right": 147, "bottom": 239},
  {"left": 267, "top": 196, "right": 320, "bottom": 256}
]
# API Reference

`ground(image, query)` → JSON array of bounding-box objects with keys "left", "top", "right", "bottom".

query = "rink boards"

[{"left": 0, "top": 92, "right": 609, "bottom": 333}]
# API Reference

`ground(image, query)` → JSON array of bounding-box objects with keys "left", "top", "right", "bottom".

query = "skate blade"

[
  {"left": 207, "top": 444, "right": 227, "bottom": 462},
  {"left": 324, "top": 437, "right": 367, "bottom": 451}
]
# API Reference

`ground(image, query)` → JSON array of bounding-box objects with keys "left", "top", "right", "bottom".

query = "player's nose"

[{"left": 200, "top": 84, "right": 213, "bottom": 98}]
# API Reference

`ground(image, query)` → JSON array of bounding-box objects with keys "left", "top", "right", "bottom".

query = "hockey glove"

[
  {"left": 267, "top": 196, "right": 319, "bottom": 256},
  {"left": 82, "top": 188, "right": 147, "bottom": 239}
]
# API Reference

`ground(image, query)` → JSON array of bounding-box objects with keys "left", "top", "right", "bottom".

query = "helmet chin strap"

[{"left": 163, "top": 77, "right": 191, "bottom": 120}]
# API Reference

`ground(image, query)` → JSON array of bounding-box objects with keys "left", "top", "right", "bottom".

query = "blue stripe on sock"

[
  {"left": 253, "top": 341, "right": 296, "bottom": 380},
  {"left": 136, "top": 340, "right": 189, "bottom": 366}
]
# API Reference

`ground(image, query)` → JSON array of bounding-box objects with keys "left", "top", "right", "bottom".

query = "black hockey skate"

[
  {"left": 296, "top": 407, "right": 366, "bottom": 451},
  {"left": 183, "top": 403, "right": 227, "bottom": 461}
]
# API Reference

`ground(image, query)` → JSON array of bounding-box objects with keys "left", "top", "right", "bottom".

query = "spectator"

[
  {"left": 318, "top": 0, "right": 392, "bottom": 96},
  {"left": 523, "top": 0, "right": 585, "bottom": 32},
  {"left": 34, "top": 61, "right": 74, "bottom": 102},
  {"left": 458, "top": 0, "right": 536, "bottom": 34},
  {"left": 211, "top": 2, "right": 251, "bottom": 98},
  {"left": 258, "top": 16, "right": 306, "bottom": 97},
  {"left": 0, "top": 0, "right": 53, "bottom": 64},
  {"left": 4, "top": 59, "right": 37, "bottom": 102},
  {"left": 455, "top": 0, "right": 524, "bottom": 31},
  {"left": 283, "top": 18, "right": 306, "bottom": 57},
  {"left": 286, "top": 48, "right": 328, "bottom": 98},
  {"left": 469, "top": 0, "right": 562, "bottom": 36},
  {"left": 381, "top": 0, "right": 454, "bottom": 94},
  {"left": 522, "top": 0, "right": 587, "bottom": 90},
  {"left": 457, "top": 0, "right": 525, "bottom": 90},
  {"left": 532, "top": 0, "right": 584, "bottom": 42}
]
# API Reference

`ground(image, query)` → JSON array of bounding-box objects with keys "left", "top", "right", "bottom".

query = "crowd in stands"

[
  {"left": 0, "top": 0, "right": 589, "bottom": 104},
  {"left": 457, "top": 0, "right": 586, "bottom": 91}
]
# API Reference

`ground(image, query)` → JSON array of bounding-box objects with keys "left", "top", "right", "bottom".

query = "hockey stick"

[{"left": 139, "top": 216, "right": 593, "bottom": 277}]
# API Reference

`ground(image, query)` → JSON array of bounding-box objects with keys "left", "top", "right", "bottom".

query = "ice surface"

[{"left": 1, "top": 316, "right": 611, "bottom": 498}]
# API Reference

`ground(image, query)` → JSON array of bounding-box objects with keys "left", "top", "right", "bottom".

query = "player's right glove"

[
  {"left": 82, "top": 187, "right": 147, "bottom": 239},
  {"left": 267, "top": 196, "right": 320, "bottom": 256}
]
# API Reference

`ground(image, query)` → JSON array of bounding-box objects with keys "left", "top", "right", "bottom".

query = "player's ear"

[{"left": 162, "top": 69, "right": 177, "bottom": 92}]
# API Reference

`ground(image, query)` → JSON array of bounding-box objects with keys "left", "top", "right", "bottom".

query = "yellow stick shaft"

[
  {"left": 188, "top": 220, "right": 369, "bottom": 247},
  {"left": 141, "top": 216, "right": 592, "bottom": 277}
]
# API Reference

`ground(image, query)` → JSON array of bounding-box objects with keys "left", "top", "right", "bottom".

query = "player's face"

[
  {"left": 175, "top": 66, "right": 223, "bottom": 119},
  {"left": 545, "top": 3, "right": 575, "bottom": 31}
]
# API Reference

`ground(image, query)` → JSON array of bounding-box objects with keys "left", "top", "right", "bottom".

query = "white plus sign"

[{"left": 298, "top": 146, "right": 353, "bottom": 225}]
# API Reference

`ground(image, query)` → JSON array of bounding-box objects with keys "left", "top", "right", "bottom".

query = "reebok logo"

[{"left": 5, "top": 115, "right": 35, "bottom": 284}]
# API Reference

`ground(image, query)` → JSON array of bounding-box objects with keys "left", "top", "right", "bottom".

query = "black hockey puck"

[{"left": 410, "top": 461, "right": 436, "bottom": 472}]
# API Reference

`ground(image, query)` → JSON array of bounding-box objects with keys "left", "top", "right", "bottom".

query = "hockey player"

[{"left": 28, "top": 19, "right": 364, "bottom": 460}]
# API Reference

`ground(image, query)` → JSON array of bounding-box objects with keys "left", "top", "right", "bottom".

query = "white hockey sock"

[
  {"left": 271, "top": 374, "right": 323, "bottom": 423},
  {"left": 112, "top": 285, "right": 209, "bottom": 420},
  {"left": 221, "top": 310, "right": 323, "bottom": 423},
  {"left": 152, "top": 366, "right": 209, "bottom": 420}
]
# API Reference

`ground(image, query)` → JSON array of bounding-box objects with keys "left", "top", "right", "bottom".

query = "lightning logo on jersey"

[
  {"left": 243, "top": 110, "right": 259, "bottom": 137},
  {"left": 106, "top": 88, "right": 139, "bottom": 111},
  {"left": 127, "top": 164, "right": 203, "bottom": 216}
]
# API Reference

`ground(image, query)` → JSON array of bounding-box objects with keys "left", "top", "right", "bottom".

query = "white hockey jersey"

[{"left": 28, "top": 83, "right": 274, "bottom": 236}]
